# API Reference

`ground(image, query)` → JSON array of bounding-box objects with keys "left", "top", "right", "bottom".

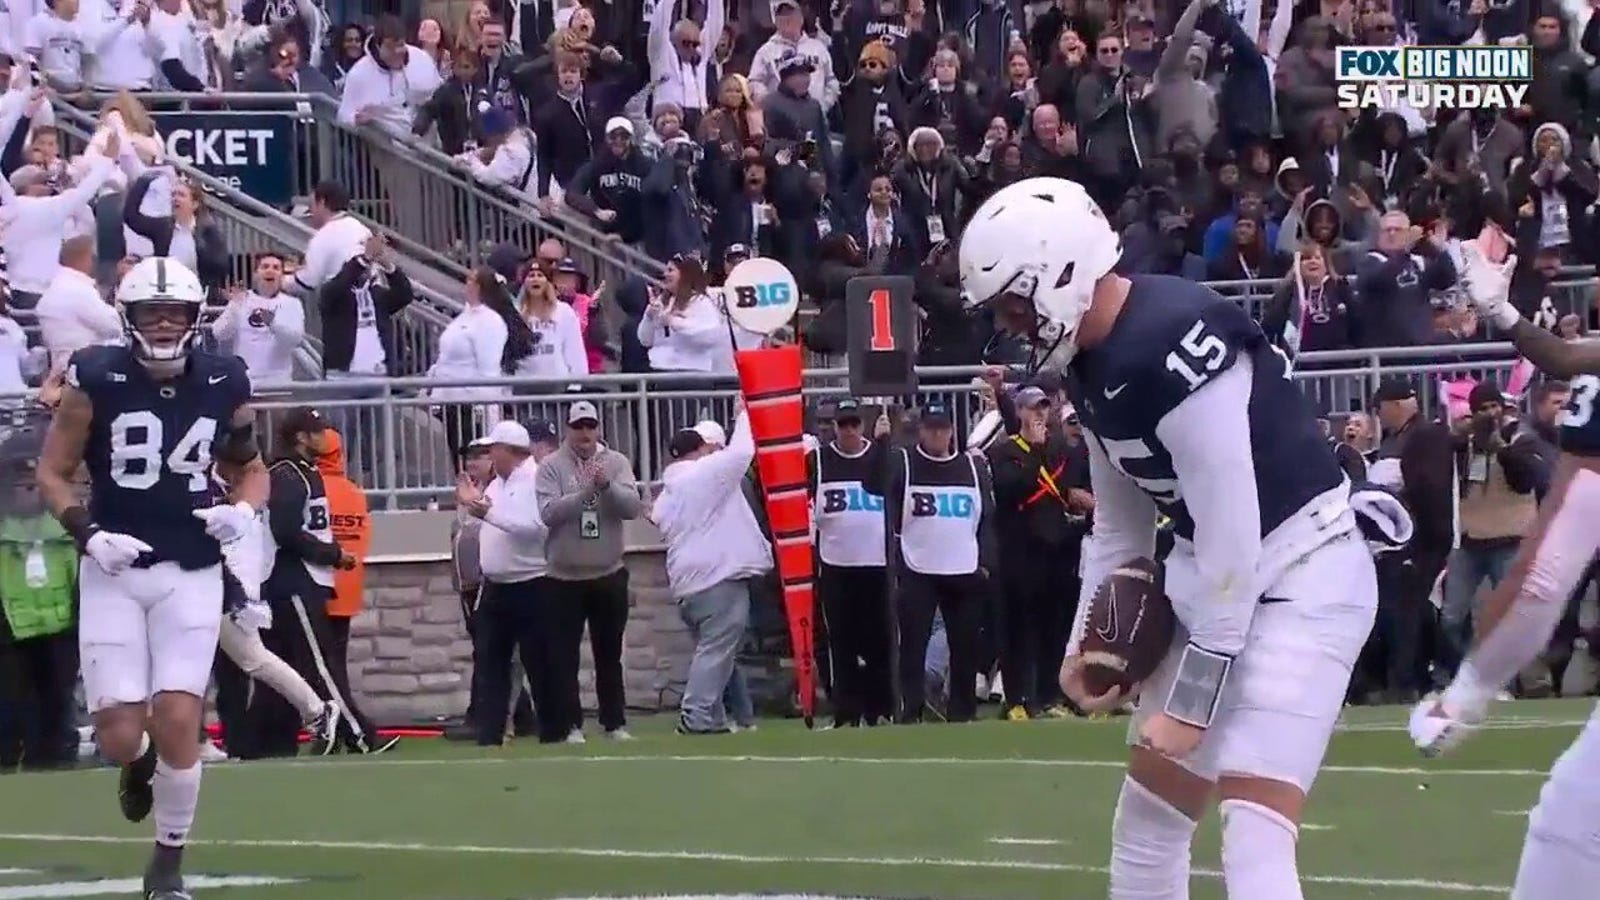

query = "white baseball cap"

[
  {"left": 485, "top": 420, "right": 531, "bottom": 450},
  {"left": 693, "top": 420, "right": 727, "bottom": 447},
  {"left": 605, "top": 116, "right": 635, "bottom": 136}
]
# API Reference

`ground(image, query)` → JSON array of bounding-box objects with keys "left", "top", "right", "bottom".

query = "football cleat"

[
  {"left": 118, "top": 741, "right": 159, "bottom": 823},
  {"left": 308, "top": 702, "right": 342, "bottom": 756}
]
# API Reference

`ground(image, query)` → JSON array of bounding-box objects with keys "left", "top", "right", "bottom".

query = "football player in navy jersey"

[
  {"left": 960, "top": 177, "right": 1379, "bottom": 899},
  {"left": 36, "top": 258, "right": 265, "bottom": 900},
  {"left": 1414, "top": 228, "right": 1600, "bottom": 898}
]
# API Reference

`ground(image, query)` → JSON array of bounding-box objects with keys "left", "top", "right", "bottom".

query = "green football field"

[{"left": 0, "top": 699, "right": 1591, "bottom": 898}]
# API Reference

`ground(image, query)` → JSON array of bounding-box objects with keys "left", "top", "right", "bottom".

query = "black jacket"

[
  {"left": 320, "top": 257, "right": 414, "bottom": 375},
  {"left": 987, "top": 432, "right": 1087, "bottom": 551},
  {"left": 265, "top": 454, "right": 342, "bottom": 597},
  {"left": 414, "top": 78, "right": 494, "bottom": 156},
  {"left": 122, "top": 171, "right": 230, "bottom": 293},
  {"left": 532, "top": 90, "right": 606, "bottom": 196},
  {"left": 565, "top": 147, "right": 652, "bottom": 244}
]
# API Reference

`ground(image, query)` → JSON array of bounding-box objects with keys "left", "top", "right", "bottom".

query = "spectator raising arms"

[
  {"left": 458, "top": 107, "right": 537, "bottom": 194},
  {"left": 212, "top": 252, "right": 305, "bottom": 386},
  {"left": 646, "top": 0, "right": 725, "bottom": 132},
  {"left": 148, "top": 0, "right": 208, "bottom": 92}
]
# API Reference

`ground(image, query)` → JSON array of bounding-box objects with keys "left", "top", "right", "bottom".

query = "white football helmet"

[
  {"left": 959, "top": 177, "right": 1121, "bottom": 366},
  {"left": 116, "top": 257, "right": 206, "bottom": 368}
]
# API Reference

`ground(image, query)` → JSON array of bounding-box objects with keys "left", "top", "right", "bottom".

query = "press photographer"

[{"left": 1440, "top": 381, "right": 1543, "bottom": 673}]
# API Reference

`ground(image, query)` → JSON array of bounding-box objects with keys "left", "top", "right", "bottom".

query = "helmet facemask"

[
  {"left": 122, "top": 299, "right": 202, "bottom": 376},
  {"left": 975, "top": 267, "right": 1079, "bottom": 374}
]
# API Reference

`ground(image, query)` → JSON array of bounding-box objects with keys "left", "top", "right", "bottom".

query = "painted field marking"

[
  {"left": 0, "top": 833, "right": 1510, "bottom": 894},
  {"left": 987, "top": 838, "right": 1064, "bottom": 846},
  {"left": 0, "top": 874, "right": 298, "bottom": 898}
]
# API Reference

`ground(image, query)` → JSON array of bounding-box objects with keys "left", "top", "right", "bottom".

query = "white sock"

[
  {"left": 1109, "top": 776, "right": 1195, "bottom": 899},
  {"left": 152, "top": 759, "right": 202, "bottom": 848},
  {"left": 1219, "top": 798, "right": 1302, "bottom": 900}
]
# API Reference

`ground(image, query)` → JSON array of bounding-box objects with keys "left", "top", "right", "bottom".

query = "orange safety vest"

[{"left": 316, "top": 430, "right": 371, "bottom": 618}]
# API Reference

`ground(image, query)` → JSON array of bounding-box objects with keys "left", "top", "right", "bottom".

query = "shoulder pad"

[
  {"left": 1145, "top": 301, "right": 1251, "bottom": 409},
  {"left": 63, "top": 345, "right": 128, "bottom": 393}
]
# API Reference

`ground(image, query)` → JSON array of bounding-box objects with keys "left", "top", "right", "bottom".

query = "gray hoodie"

[{"left": 535, "top": 442, "right": 645, "bottom": 581}]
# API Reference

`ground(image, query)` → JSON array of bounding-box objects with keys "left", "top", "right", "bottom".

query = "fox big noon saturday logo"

[{"left": 1336, "top": 44, "right": 1531, "bottom": 110}]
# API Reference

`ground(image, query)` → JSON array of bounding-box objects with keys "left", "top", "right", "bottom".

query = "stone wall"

[{"left": 344, "top": 550, "right": 698, "bottom": 722}]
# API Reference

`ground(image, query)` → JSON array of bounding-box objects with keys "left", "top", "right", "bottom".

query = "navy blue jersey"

[
  {"left": 1068, "top": 275, "right": 1344, "bottom": 543},
  {"left": 1559, "top": 374, "right": 1600, "bottom": 456},
  {"left": 68, "top": 345, "right": 252, "bottom": 570}
]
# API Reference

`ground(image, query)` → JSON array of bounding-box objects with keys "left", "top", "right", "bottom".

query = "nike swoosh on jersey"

[
  {"left": 1104, "top": 383, "right": 1128, "bottom": 400},
  {"left": 209, "top": 375, "right": 227, "bottom": 384}
]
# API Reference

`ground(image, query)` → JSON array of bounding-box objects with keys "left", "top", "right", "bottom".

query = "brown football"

[{"left": 1078, "top": 557, "right": 1175, "bottom": 698}]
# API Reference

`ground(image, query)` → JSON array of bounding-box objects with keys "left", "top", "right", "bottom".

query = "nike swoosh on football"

[
  {"left": 1095, "top": 585, "right": 1119, "bottom": 643},
  {"left": 1104, "top": 383, "right": 1128, "bottom": 399}
]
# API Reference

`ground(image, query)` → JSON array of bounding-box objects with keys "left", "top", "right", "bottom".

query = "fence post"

[
  {"left": 381, "top": 383, "right": 400, "bottom": 511},
  {"left": 633, "top": 376, "right": 654, "bottom": 482}
]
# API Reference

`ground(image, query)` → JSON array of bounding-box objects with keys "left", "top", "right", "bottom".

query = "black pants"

[
  {"left": 460, "top": 588, "right": 535, "bottom": 734},
  {"left": 897, "top": 570, "right": 983, "bottom": 723},
  {"left": 999, "top": 547, "right": 1080, "bottom": 712},
  {"left": 216, "top": 622, "right": 300, "bottom": 759},
  {"left": 324, "top": 614, "right": 384, "bottom": 747},
  {"left": 818, "top": 563, "right": 893, "bottom": 727},
  {"left": 270, "top": 581, "right": 379, "bottom": 752},
  {"left": 545, "top": 569, "right": 630, "bottom": 734},
  {"left": 475, "top": 578, "right": 552, "bottom": 744},
  {"left": 1370, "top": 551, "right": 1446, "bottom": 697},
  {"left": 0, "top": 628, "right": 78, "bottom": 770}
]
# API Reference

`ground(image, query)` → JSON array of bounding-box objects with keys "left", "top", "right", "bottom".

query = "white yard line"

[
  {"left": 42, "top": 752, "right": 1548, "bottom": 778},
  {"left": 1300, "top": 824, "right": 1338, "bottom": 832},
  {"left": 0, "top": 875, "right": 297, "bottom": 898},
  {"left": 0, "top": 834, "right": 1509, "bottom": 894},
  {"left": 987, "top": 838, "right": 1064, "bottom": 846},
  {"left": 0, "top": 872, "right": 37, "bottom": 877}
]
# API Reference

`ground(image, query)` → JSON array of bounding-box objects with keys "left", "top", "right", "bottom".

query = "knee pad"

[
  {"left": 1220, "top": 799, "right": 1302, "bottom": 900},
  {"left": 1110, "top": 777, "right": 1196, "bottom": 900}
]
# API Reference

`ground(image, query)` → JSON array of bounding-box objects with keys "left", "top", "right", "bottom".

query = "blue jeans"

[
  {"left": 320, "top": 372, "right": 388, "bottom": 489},
  {"left": 677, "top": 579, "right": 751, "bottom": 732},
  {"left": 1442, "top": 543, "right": 1519, "bottom": 665},
  {"left": 722, "top": 665, "right": 754, "bottom": 727}
]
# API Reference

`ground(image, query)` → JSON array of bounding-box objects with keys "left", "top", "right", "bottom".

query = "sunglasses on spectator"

[{"left": 1098, "top": 46, "right": 1122, "bottom": 55}]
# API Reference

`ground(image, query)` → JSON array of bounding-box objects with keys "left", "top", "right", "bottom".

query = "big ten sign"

[
  {"left": 845, "top": 275, "right": 917, "bottom": 397},
  {"left": 154, "top": 112, "right": 297, "bottom": 208},
  {"left": 723, "top": 257, "right": 801, "bottom": 337}
]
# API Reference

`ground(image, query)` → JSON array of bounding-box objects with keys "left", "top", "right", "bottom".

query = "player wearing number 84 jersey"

[
  {"left": 37, "top": 257, "right": 264, "bottom": 900},
  {"left": 959, "top": 177, "right": 1381, "bottom": 899},
  {"left": 1413, "top": 231, "right": 1600, "bottom": 898}
]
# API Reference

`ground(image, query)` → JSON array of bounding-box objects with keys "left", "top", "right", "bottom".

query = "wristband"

[
  {"left": 1490, "top": 303, "right": 1522, "bottom": 332},
  {"left": 1162, "top": 642, "right": 1233, "bottom": 729},
  {"left": 1440, "top": 659, "right": 1496, "bottom": 722},
  {"left": 59, "top": 505, "right": 99, "bottom": 550}
]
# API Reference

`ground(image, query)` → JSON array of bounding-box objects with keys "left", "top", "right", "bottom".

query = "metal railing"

[
  {"left": 298, "top": 95, "right": 665, "bottom": 289},
  {"left": 0, "top": 342, "right": 1498, "bottom": 510},
  {"left": 49, "top": 97, "right": 462, "bottom": 375}
]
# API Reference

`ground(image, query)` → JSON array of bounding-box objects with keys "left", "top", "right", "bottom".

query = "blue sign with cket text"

[{"left": 153, "top": 112, "right": 296, "bottom": 208}]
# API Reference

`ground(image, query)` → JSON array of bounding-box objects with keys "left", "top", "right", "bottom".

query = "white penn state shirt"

[{"left": 211, "top": 290, "right": 306, "bottom": 385}]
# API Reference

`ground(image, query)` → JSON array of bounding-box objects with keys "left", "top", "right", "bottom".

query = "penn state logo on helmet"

[
  {"left": 958, "top": 177, "right": 1121, "bottom": 369},
  {"left": 116, "top": 257, "right": 206, "bottom": 369}
]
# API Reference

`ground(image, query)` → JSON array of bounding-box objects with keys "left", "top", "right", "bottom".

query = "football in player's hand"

[{"left": 1078, "top": 558, "right": 1175, "bottom": 698}]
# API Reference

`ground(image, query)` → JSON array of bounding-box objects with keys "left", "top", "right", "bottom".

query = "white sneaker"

[
  {"left": 565, "top": 728, "right": 587, "bottom": 744},
  {"left": 988, "top": 672, "right": 1005, "bottom": 702},
  {"left": 975, "top": 673, "right": 989, "bottom": 698},
  {"left": 604, "top": 728, "right": 635, "bottom": 742},
  {"left": 197, "top": 741, "right": 230, "bottom": 764}
]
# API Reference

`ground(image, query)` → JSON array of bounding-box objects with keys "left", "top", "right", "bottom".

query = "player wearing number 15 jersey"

[
  {"left": 1412, "top": 232, "right": 1600, "bottom": 899},
  {"left": 959, "top": 177, "right": 1379, "bottom": 899},
  {"left": 36, "top": 258, "right": 264, "bottom": 900}
]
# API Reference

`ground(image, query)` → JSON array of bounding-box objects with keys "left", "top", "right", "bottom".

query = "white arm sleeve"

[
  {"left": 1066, "top": 429, "right": 1158, "bottom": 657},
  {"left": 1152, "top": 359, "right": 1264, "bottom": 657}
]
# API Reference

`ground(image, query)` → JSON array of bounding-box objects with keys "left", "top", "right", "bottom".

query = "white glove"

[
  {"left": 233, "top": 600, "right": 272, "bottom": 632},
  {"left": 1408, "top": 688, "right": 1488, "bottom": 758},
  {"left": 83, "top": 530, "right": 153, "bottom": 575},
  {"left": 193, "top": 501, "right": 257, "bottom": 545},
  {"left": 1459, "top": 240, "right": 1521, "bottom": 331}
]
